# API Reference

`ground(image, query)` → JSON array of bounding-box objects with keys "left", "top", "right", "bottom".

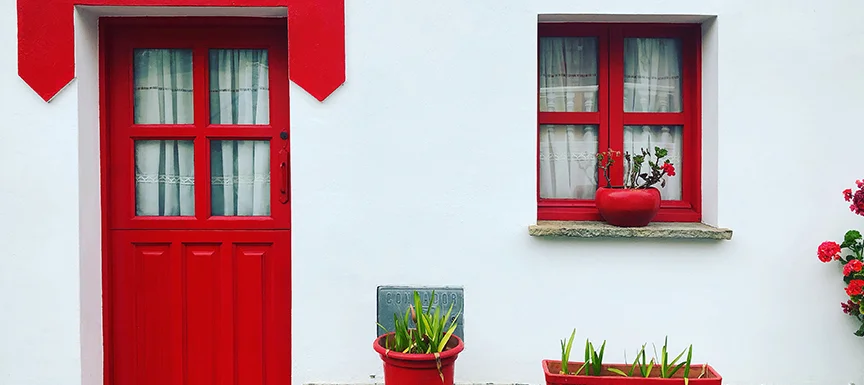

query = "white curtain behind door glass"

[
  {"left": 210, "top": 49, "right": 270, "bottom": 125},
  {"left": 539, "top": 37, "right": 599, "bottom": 199},
  {"left": 134, "top": 49, "right": 194, "bottom": 124},
  {"left": 135, "top": 140, "right": 195, "bottom": 216},
  {"left": 211, "top": 140, "right": 271, "bottom": 216},
  {"left": 132, "top": 48, "right": 272, "bottom": 217}
]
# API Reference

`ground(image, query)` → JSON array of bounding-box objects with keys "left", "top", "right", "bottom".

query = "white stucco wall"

[{"left": 1, "top": 1, "right": 863, "bottom": 385}]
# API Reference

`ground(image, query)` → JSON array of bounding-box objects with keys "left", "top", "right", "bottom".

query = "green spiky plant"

[
  {"left": 376, "top": 291, "right": 462, "bottom": 381},
  {"left": 377, "top": 290, "right": 461, "bottom": 354},
  {"left": 580, "top": 338, "right": 607, "bottom": 376},
  {"left": 557, "top": 329, "right": 607, "bottom": 377},
  {"left": 558, "top": 332, "right": 710, "bottom": 383},
  {"left": 559, "top": 329, "right": 577, "bottom": 375},
  {"left": 653, "top": 336, "right": 691, "bottom": 380},
  {"left": 608, "top": 343, "right": 654, "bottom": 378}
]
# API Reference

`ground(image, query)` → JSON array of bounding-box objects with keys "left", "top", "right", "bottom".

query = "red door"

[{"left": 102, "top": 19, "right": 290, "bottom": 385}]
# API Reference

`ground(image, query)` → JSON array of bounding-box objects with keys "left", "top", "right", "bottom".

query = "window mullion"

[{"left": 607, "top": 26, "right": 625, "bottom": 187}]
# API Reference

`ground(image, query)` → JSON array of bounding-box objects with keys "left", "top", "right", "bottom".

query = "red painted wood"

[
  {"left": 105, "top": 20, "right": 291, "bottom": 230},
  {"left": 110, "top": 231, "right": 291, "bottom": 385},
  {"left": 17, "top": 0, "right": 74, "bottom": 101},
  {"left": 537, "top": 24, "right": 609, "bottom": 221},
  {"left": 537, "top": 23, "right": 702, "bottom": 223},
  {"left": 17, "top": 0, "right": 344, "bottom": 102},
  {"left": 102, "top": 19, "right": 291, "bottom": 385}
]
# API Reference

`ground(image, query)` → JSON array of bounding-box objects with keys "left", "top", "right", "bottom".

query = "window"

[{"left": 537, "top": 23, "right": 701, "bottom": 222}]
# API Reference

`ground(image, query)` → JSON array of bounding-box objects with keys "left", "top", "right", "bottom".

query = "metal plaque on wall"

[{"left": 376, "top": 286, "right": 464, "bottom": 341}]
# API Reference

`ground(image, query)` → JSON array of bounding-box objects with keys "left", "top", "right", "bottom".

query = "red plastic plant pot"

[
  {"left": 595, "top": 187, "right": 662, "bottom": 227},
  {"left": 373, "top": 333, "right": 465, "bottom": 385},
  {"left": 543, "top": 360, "right": 723, "bottom": 385}
]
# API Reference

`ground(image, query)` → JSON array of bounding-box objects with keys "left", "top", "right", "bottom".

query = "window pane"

[
  {"left": 623, "top": 125, "right": 683, "bottom": 200},
  {"left": 135, "top": 140, "right": 195, "bottom": 216},
  {"left": 210, "top": 49, "right": 270, "bottom": 125},
  {"left": 623, "top": 38, "right": 682, "bottom": 112},
  {"left": 211, "top": 140, "right": 270, "bottom": 216},
  {"left": 539, "top": 38, "right": 598, "bottom": 112},
  {"left": 134, "top": 49, "right": 194, "bottom": 124},
  {"left": 539, "top": 125, "right": 598, "bottom": 199}
]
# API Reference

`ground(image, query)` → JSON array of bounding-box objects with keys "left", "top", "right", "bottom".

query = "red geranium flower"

[
  {"left": 818, "top": 241, "right": 842, "bottom": 263},
  {"left": 844, "top": 259, "right": 863, "bottom": 276},
  {"left": 661, "top": 162, "right": 676, "bottom": 177},
  {"left": 844, "top": 189, "right": 853, "bottom": 202},
  {"left": 846, "top": 280, "right": 864, "bottom": 297}
]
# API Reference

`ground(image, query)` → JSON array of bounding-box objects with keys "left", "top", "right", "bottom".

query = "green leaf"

[
  {"left": 846, "top": 230, "right": 862, "bottom": 244},
  {"left": 644, "top": 358, "right": 655, "bottom": 377},
  {"left": 683, "top": 345, "right": 693, "bottom": 379},
  {"left": 669, "top": 346, "right": 687, "bottom": 367},
  {"left": 608, "top": 367, "right": 628, "bottom": 377},
  {"left": 855, "top": 322, "right": 864, "bottom": 337},
  {"left": 669, "top": 362, "right": 686, "bottom": 378},
  {"left": 560, "top": 329, "right": 576, "bottom": 374},
  {"left": 584, "top": 339, "right": 590, "bottom": 363},
  {"left": 438, "top": 320, "right": 458, "bottom": 353},
  {"left": 598, "top": 340, "right": 606, "bottom": 363},
  {"left": 575, "top": 361, "right": 589, "bottom": 376}
]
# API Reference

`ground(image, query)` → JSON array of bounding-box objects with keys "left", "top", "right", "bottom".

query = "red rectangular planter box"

[{"left": 543, "top": 360, "right": 722, "bottom": 385}]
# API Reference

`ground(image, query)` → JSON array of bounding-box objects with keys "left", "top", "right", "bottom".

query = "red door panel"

[
  {"left": 102, "top": 18, "right": 291, "bottom": 385},
  {"left": 110, "top": 231, "right": 290, "bottom": 385}
]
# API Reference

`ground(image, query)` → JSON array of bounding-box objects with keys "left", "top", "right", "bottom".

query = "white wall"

[{"left": 1, "top": 0, "right": 863, "bottom": 385}]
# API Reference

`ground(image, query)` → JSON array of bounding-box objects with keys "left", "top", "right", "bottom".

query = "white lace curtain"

[
  {"left": 539, "top": 37, "right": 683, "bottom": 200},
  {"left": 133, "top": 48, "right": 271, "bottom": 217}
]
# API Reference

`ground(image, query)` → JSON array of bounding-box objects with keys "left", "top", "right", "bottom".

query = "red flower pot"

[
  {"left": 543, "top": 360, "right": 723, "bottom": 385},
  {"left": 373, "top": 333, "right": 464, "bottom": 385},
  {"left": 595, "top": 187, "right": 661, "bottom": 227}
]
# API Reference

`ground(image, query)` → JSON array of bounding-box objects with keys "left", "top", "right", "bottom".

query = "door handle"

[
  {"left": 279, "top": 130, "right": 289, "bottom": 204},
  {"left": 279, "top": 152, "right": 289, "bottom": 204}
]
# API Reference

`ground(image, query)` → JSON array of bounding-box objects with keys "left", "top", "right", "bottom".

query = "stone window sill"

[{"left": 528, "top": 221, "right": 733, "bottom": 240}]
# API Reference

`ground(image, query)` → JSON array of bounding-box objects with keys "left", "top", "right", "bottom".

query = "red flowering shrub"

[{"left": 819, "top": 180, "right": 864, "bottom": 336}]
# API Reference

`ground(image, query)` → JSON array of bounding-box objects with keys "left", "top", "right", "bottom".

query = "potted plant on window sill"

[
  {"left": 543, "top": 329, "right": 722, "bottom": 385},
  {"left": 595, "top": 147, "right": 677, "bottom": 227},
  {"left": 374, "top": 291, "right": 463, "bottom": 385}
]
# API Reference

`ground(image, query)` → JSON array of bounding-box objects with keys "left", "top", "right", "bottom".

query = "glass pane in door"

[
  {"left": 211, "top": 140, "right": 271, "bottom": 216},
  {"left": 135, "top": 140, "right": 195, "bottom": 216},
  {"left": 209, "top": 49, "right": 271, "bottom": 125},
  {"left": 133, "top": 49, "right": 194, "bottom": 124}
]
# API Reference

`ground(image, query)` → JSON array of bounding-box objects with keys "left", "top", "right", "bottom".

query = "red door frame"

[{"left": 99, "top": 17, "right": 291, "bottom": 385}]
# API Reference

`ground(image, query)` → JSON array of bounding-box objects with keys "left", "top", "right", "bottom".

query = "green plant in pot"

[
  {"left": 543, "top": 329, "right": 723, "bottom": 384},
  {"left": 595, "top": 146, "right": 677, "bottom": 227},
  {"left": 373, "top": 291, "right": 463, "bottom": 385}
]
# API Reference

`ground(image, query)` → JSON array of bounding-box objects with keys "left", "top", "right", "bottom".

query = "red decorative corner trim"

[{"left": 16, "top": 0, "right": 346, "bottom": 102}]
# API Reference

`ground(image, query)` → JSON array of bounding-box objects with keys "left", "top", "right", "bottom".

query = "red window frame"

[{"left": 537, "top": 23, "right": 702, "bottom": 222}]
